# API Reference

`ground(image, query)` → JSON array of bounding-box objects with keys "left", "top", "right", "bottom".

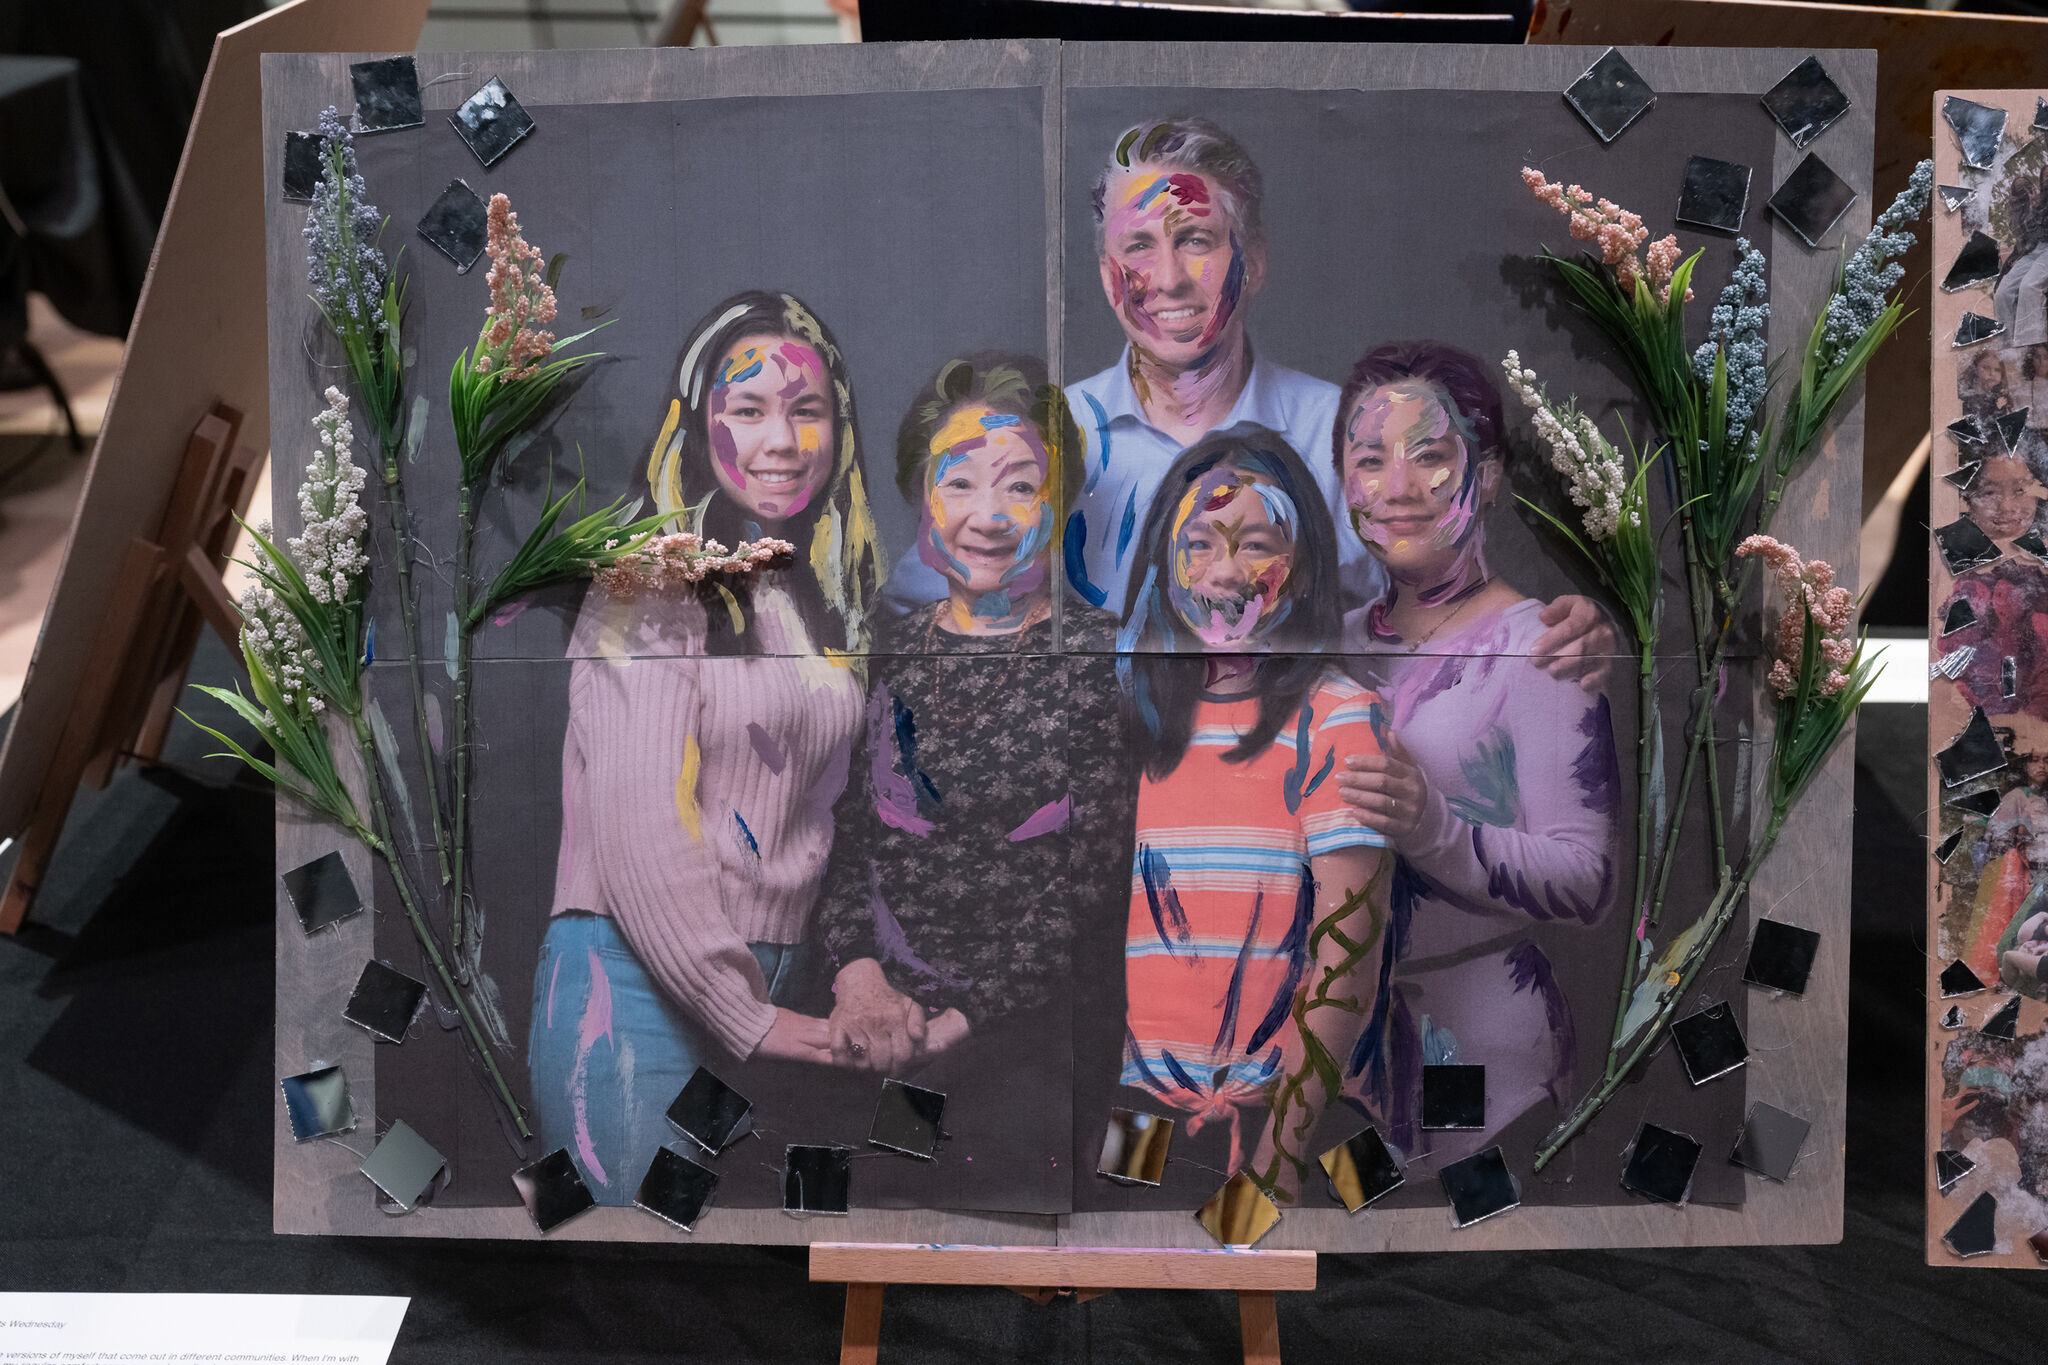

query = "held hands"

[
  {"left": 753, "top": 1007, "right": 836, "bottom": 1064},
  {"left": 828, "top": 958, "right": 970, "bottom": 1071},
  {"left": 1336, "top": 728, "right": 1433, "bottom": 844},
  {"left": 1532, "top": 595, "right": 1618, "bottom": 693}
]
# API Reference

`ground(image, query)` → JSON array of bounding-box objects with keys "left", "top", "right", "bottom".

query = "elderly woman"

[{"left": 1329, "top": 341, "right": 1619, "bottom": 1166}]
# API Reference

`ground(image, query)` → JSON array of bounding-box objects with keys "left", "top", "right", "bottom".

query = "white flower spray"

[
  {"left": 290, "top": 386, "right": 371, "bottom": 607},
  {"left": 1501, "top": 351, "right": 1636, "bottom": 541}
]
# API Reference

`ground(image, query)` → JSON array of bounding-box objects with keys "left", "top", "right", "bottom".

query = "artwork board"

[
  {"left": 1925, "top": 88, "right": 2048, "bottom": 1271},
  {"left": 267, "top": 41, "right": 1865, "bottom": 1251}
]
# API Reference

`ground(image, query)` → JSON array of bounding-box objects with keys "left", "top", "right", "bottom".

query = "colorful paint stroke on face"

[
  {"left": 1341, "top": 381, "right": 1491, "bottom": 602},
  {"left": 1165, "top": 461, "right": 1297, "bottom": 648},
  {"left": 1101, "top": 166, "right": 1247, "bottom": 372},
  {"left": 707, "top": 334, "right": 832, "bottom": 525},
  {"left": 918, "top": 404, "right": 1053, "bottom": 628}
]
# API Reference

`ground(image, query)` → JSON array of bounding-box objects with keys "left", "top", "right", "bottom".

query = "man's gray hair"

[{"left": 1090, "top": 116, "right": 1264, "bottom": 252}]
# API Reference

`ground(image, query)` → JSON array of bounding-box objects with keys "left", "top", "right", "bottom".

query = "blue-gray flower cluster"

[
  {"left": 1818, "top": 158, "right": 1933, "bottom": 372},
  {"left": 1693, "top": 237, "right": 1770, "bottom": 454},
  {"left": 303, "top": 106, "right": 390, "bottom": 341}
]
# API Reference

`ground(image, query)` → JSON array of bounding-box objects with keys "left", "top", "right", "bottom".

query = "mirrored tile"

[
  {"left": 1936, "top": 1147, "right": 1977, "bottom": 1194},
  {"left": 1319, "top": 1127, "right": 1405, "bottom": 1212},
  {"left": 1936, "top": 830, "right": 1968, "bottom": 864},
  {"left": 1935, "top": 645, "right": 1980, "bottom": 681},
  {"left": 281, "top": 851, "right": 361, "bottom": 935},
  {"left": 1767, "top": 154, "right": 1857, "bottom": 248},
  {"left": 1670, "top": 1002, "right": 1748, "bottom": 1084},
  {"left": 1098, "top": 1108, "right": 1174, "bottom": 1185},
  {"left": 1729, "top": 1102, "right": 1809, "bottom": 1183},
  {"left": 348, "top": 56, "right": 423, "bottom": 134},
  {"left": 358, "top": 1120, "right": 444, "bottom": 1211},
  {"left": 1942, "top": 461, "right": 1982, "bottom": 494},
  {"left": 512, "top": 1148, "right": 596, "bottom": 1233},
  {"left": 1951, "top": 787, "right": 2002, "bottom": 817},
  {"left": 342, "top": 959, "right": 426, "bottom": 1043},
  {"left": 1942, "top": 1004, "right": 1967, "bottom": 1029},
  {"left": 1981, "top": 995, "right": 2023, "bottom": 1041},
  {"left": 1948, "top": 413, "right": 1993, "bottom": 457},
  {"left": 280, "top": 1065, "right": 354, "bottom": 1141},
  {"left": 1196, "top": 1171, "right": 1283, "bottom": 1247},
  {"left": 1421, "top": 1064, "right": 1486, "bottom": 1130},
  {"left": 1998, "top": 407, "right": 2032, "bottom": 453},
  {"left": 1935, "top": 518, "right": 2003, "bottom": 575},
  {"left": 1956, "top": 312, "right": 2007, "bottom": 347},
  {"left": 1943, "top": 1190, "right": 1999, "bottom": 1257},
  {"left": 1622, "top": 1122, "right": 1701, "bottom": 1205},
  {"left": 2013, "top": 529, "right": 2048, "bottom": 562},
  {"left": 1937, "top": 708, "right": 2007, "bottom": 787},
  {"left": 417, "top": 178, "right": 489, "bottom": 273},
  {"left": 1742, "top": 918, "right": 1820, "bottom": 995},
  {"left": 1944, "top": 231, "right": 2003, "bottom": 292},
  {"left": 1440, "top": 1145, "right": 1519, "bottom": 1228},
  {"left": 1759, "top": 56, "right": 1850, "bottom": 149},
  {"left": 1939, "top": 183, "right": 1972, "bottom": 213},
  {"left": 666, "top": 1066, "right": 752, "bottom": 1155},
  {"left": 1563, "top": 48, "right": 1656, "bottom": 144},
  {"left": 1676, "top": 155, "right": 1751, "bottom": 233},
  {"left": 282, "top": 131, "right": 326, "bottom": 203},
  {"left": 783, "top": 1145, "right": 852, "bottom": 1214},
  {"left": 449, "top": 76, "right": 535, "bottom": 169},
  {"left": 869, "top": 1079, "right": 946, "bottom": 1159},
  {"left": 1942, "top": 597, "right": 1980, "bottom": 636},
  {"left": 1943, "top": 96, "right": 2008, "bottom": 171},
  {"left": 2005, "top": 656, "right": 2020, "bottom": 699},
  {"left": 1942, "top": 958, "right": 1989, "bottom": 997},
  {"left": 635, "top": 1145, "right": 720, "bottom": 1231}
]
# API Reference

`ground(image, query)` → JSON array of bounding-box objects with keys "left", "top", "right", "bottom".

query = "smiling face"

[
  {"left": 1097, "top": 164, "right": 1261, "bottom": 371},
  {"left": 1165, "top": 462, "right": 1297, "bottom": 649},
  {"left": 1965, "top": 455, "right": 2047, "bottom": 541},
  {"left": 919, "top": 403, "right": 1052, "bottom": 600},
  {"left": 1339, "top": 380, "right": 1497, "bottom": 580},
  {"left": 706, "top": 333, "right": 833, "bottom": 526}
]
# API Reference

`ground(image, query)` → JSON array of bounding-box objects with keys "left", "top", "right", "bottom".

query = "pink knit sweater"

[{"left": 550, "top": 571, "right": 866, "bottom": 1058}]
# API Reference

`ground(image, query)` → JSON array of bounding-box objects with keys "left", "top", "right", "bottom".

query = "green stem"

[
  {"left": 1678, "top": 513, "right": 1728, "bottom": 882},
  {"left": 450, "top": 484, "right": 476, "bottom": 960},
  {"left": 378, "top": 438, "right": 453, "bottom": 888},
  {"left": 1604, "top": 639, "right": 1660, "bottom": 1062}
]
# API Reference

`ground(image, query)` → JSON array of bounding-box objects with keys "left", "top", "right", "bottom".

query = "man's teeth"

[{"left": 1155, "top": 307, "right": 1199, "bottom": 321}]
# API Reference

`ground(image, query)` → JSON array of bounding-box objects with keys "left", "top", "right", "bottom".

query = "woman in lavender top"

[{"left": 1329, "top": 341, "right": 1619, "bottom": 1164}]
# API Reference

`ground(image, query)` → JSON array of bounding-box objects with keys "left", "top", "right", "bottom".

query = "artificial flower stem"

[
  {"left": 1678, "top": 512, "right": 1730, "bottom": 883},
  {"left": 1604, "top": 636, "right": 1661, "bottom": 1061},
  {"left": 450, "top": 483, "right": 476, "bottom": 959},
  {"left": 376, "top": 442, "right": 454, "bottom": 888}
]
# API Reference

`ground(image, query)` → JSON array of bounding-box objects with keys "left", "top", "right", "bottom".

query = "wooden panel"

[{"left": 809, "top": 1242, "right": 1317, "bottom": 1289}]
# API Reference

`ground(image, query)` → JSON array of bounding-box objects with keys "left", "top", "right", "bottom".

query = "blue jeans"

[{"left": 527, "top": 912, "right": 809, "bottom": 1205}]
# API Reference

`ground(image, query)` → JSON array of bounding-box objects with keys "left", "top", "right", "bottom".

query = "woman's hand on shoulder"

[
  {"left": 754, "top": 1008, "right": 836, "bottom": 1064},
  {"left": 1337, "top": 728, "right": 1431, "bottom": 844},
  {"left": 1532, "top": 595, "right": 1618, "bottom": 693}
]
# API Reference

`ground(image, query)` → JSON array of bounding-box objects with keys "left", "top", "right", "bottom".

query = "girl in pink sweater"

[{"left": 528, "top": 290, "right": 883, "bottom": 1203}]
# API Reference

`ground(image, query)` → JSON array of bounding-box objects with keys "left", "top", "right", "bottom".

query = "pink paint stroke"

[
  {"left": 1007, "top": 793, "right": 1073, "bottom": 842},
  {"left": 569, "top": 948, "right": 614, "bottom": 1185}
]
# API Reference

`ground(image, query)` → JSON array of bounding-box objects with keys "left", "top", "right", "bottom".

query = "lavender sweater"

[{"left": 550, "top": 571, "right": 865, "bottom": 1058}]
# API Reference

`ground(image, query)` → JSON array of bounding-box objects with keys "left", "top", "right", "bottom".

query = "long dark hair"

[
  {"left": 1116, "top": 422, "right": 1341, "bottom": 780},
  {"left": 646, "top": 289, "right": 882, "bottom": 655}
]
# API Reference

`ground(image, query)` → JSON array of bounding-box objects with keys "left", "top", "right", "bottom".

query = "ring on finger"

[{"left": 848, "top": 1040, "right": 867, "bottom": 1058}]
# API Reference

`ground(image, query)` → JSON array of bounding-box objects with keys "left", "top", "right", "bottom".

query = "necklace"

[{"left": 1397, "top": 578, "right": 1490, "bottom": 654}]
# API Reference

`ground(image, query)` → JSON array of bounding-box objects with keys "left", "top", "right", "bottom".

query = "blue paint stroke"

[
  {"left": 1476, "top": 825, "right": 1610, "bottom": 923},
  {"left": 1245, "top": 873, "right": 1314, "bottom": 1055},
  {"left": 1572, "top": 695, "right": 1620, "bottom": 816},
  {"left": 892, "top": 696, "right": 942, "bottom": 808},
  {"left": 733, "top": 811, "right": 760, "bottom": 862},
  {"left": 980, "top": 413, "right": 1022, "bottom": 430},
  {"left": 1116, "top": 486, "right": 1139, "bottom": 565},
  {"left": 1447, "top": 731, "right": 1519, "bottom": 828},
  {"left": 1213, "top": 889, "right": 1265, "bottom": 1055},
  {"left": 1348, "top": 854, "right": 1425, "bottom": 1080},
  {"left": 1064, "top": 509, "right": 1106, "bottom": 607},
  {"left": 1282, "top": 704, "right": 1317, "bottom": 814},
  {"left": 363, "top": 615, "right": 375, "bottom": 666},
  {"left": 1505, "top": 939, "right": 1575, "bottom": 1101},
  {"left": 1160, "top": 1048, "right": 1206, "bottom": 1094},
  {"left": 719, "top": 355, "right": 763, "bottom": 385},
  {"left": 1081, "top": 392, "right": 1111, "bottom": 491},
  {"left": 1139, "top": 844, "right": 1193, "bottom": 952}
]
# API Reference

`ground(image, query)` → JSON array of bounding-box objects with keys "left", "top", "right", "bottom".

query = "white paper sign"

[{"left": 0, "top": 1293, "right": 409, "bottom": 1365}]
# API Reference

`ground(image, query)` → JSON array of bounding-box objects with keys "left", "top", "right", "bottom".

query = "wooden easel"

[
  {"left": 0, "top": 402, "right": 257, "bottom": 934},
  {"left": 809, "top": 1243, "right": 1317, "bottom": 1365}
]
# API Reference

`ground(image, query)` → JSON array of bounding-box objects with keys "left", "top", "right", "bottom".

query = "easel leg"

[
  {"left": 1238, "top": 1288, "right": 1281, "bottom": 1365},
  {"left": 840, "top": 1282, "right": 885, "bottom": 1365}
]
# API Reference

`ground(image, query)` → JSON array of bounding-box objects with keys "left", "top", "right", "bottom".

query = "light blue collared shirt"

[{"left": 883, "top": 344, "right": 1383, "bottom": 616}]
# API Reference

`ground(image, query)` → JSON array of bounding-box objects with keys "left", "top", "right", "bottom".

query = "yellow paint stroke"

[
  {"left": 712, "top": 581, "right": 745, "bottom": 635},
  {"left": 675, "top": 734, "right": 704, "bottom": 842},
  {"left": 798, "top": 423, "right": 821, "bottom": 455},
  {"left": 929, "top": 404, "right": 995, "bottom": 456},
  {"left": 647, "top": 398, "right": 683, "bottom": 520},
  {"left": 1429, "top": 468, "right": 1451, "bottom": 491},
  {"left": 928, "top": 489, "right": 949, "bottom": 530}
]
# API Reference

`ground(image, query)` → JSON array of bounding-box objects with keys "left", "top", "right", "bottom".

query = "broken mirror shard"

[
  {"left": 1759, "top": 56, "right": 1850, "bottom": 149},
  {"left": 1767, "top": 153, "right": 1857, "bottom": 248},
  {"left": 2037, "top": 97, "right": 2048, "bottom": 132},
  {"left": 2005, "top": 656, "right": 2020, "bottom": 699},
  {"left": 635, "top": 1146, "right": 720, "bottom": 1231},
  {"left": 359, "top": 1120, "right": 444, "bottom": 1211},
  {"left": 782, "top": 1145, "right": 852, "bottom": 1214},
  {"left": 1934, "top": 646, "right": 1979, "bottom": 681},
  {"left": 1196, "top": 1171, "right": 1283, "bottom": 1248},
  {"left": 342, "top": 959, "right": 427, "bottom": 1043},
  {"left": 1440, "top": 1145, "right": 1519, "bottom": 1228},
  {"left": 1670, "top": 1002, "right": 1748, "bottom": 1084},
  {"left": 1942, "top": 1004, "right": 1966, "bottom": 1029},
  {"left": 1942, "top": 959, "right": 1990, "bottom": 997},
  {"left": 513, "top": 1148, "right": 596, "bottom": 1233},
  {"left": 449, "top": 76, "right": 535, "bottom": 169},
  {"left": 1936, "top": 517, "right": 2003, "bottom": 575},
  {"left": 1742, "top": 918, "right": 1820, "bottom": 995},
  {"left": 1943, "top": 96, "right": 2008, "bottom": 171},
  {"left": 1944, "top": 1191, "right": 2000, "bottom": 1257},
  {"left": 1940, "top": 184, "right": 1972, "bottom": 213},
  {"left": 1938, "top": 708, "right": 2007, "bottom": 788},
  {"left": 2013, "top": 529, "right": 2048, "bottom": 562},
  {"left": 280, "top": 1065, "right": 355, "bottom": 1141},
  {"left": 1936, "top": 1148, "right": 1978, "bottom": 1194},
  {"left": 1622, "top": 1123, "right": 1702, "bottom": 1205},
  {"left": 1676, "top": 155, "right": 1751, "bottom": 233},
  {"left": 1997, "top": 407, "right": 2031, "bottom": 453},
  {"left": 868, "top": 1079, "right": 946, "bottom": 1159},
  {"left": 1981, "top": 995, "right": 2023, "bottom": 1041},
  {"left": 2033, "top": 1228, "right": 2048, "bottom": 1263},
  {"left": 666, "top": 1066, "right": 752, "bottom": 1155},
  {"left": 1948, "top": 413, "right": 1993, "bottom": 456},
  {"left": 1936, "top": 828, "right": 1968, "bottom": 863},
  {"left": 1098, "top": 1108, "right": 1174, "bottom": 1186},
  {"left": 1730, "top": 1102, "right": 1810, "bottom": 1183},
  {"left": 1943, "top": 597, "right": 1980, "bottom": 636},
  {"left": 282, "top": 131, "right": 326, "bottom": 203},
  {"left": 1943, "top": 462, "right": 1982, "bottom": 495},
  {"left": 348, "top": 56, "right": 423, "bottom": 134},
  {"left": 1944, "top": 231, "right": 2003, "bottom": 292},
  {"left": 1956, "top": 312, "right": 2007, "bottom": 347},
  {"left": 1563, "top": 48, "right": 1656, "bottom": 144},
  {"left": 1421, "top": 1064, "right": 1487, "bottom": 1130},
  {"left": 1952, "top": 787, "right": 2002, "bottom": 817},
  {"left": 282, "top": 850, "right": 361, "bottom": 935},
  {"left": 417, "top": 179, "right": 489, "bottom": 272},
  {"left": 1319, "top": 1127, "right": 1405, "bottom": 1212}
]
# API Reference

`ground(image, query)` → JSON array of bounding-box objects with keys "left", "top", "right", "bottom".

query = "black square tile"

[
  {"left": 1742, "top": 918, "right": 1820, "bottom": 996},
  {"left": 1937, "top": 708, "right": 2007, "bottom": 788},
  {"left": 1563, "top": 48, "right": 1656, "bottom": 144},
  {"left": 280, "top": 1065, "right": 354, "bottom": 1141},
  {"left": 1768, "top": 153, "right": 1857, "bottom": 248},
  {"left": 1943, "top": 96, "right": 2008, "bottom": 171},
  {"left": 1670, "top": 1002, "right": 1748, "bottom": 1084},
  {"left": 1944, "top": 231, "right": 2003, "bottom": 292},
  {"left": 358, "top": 1120, "right": 444, "bottom": 1211},
  {"left": 1676, "top": 155, "right": 1752, "bottom": 233},
  {"left": 1936, "top": 1147, "right": 1977, "bottom": 1194},
  {"left": 1943, "top": 1191, "right": 1999, "bottom": 1257},
  {"left": 449, "top": 76, "right": 536, "bottom": 168},
  {"left": 783, "top": 1145, "right": 852, "bottom": 1214},
  {"left": 513, "top": 1148, "right": 596, "bottom": 1233},
  {"left": 1935, "top": 518, "right": 2002, "bottom": 576},
  {"left": 636, "top": 1146, "right": 721, "bottom": 1231},
  {"left": 1729, "top": 1102, "right": 1809, "bottom": 1183},
  {"left": 1622, "top": 1122, "right": 1701, "bottom": 1205},
  {"left": 282, "top": 131, "right": 327, "bottom": 203},
  {"left": 281, "top": 851, "right": 361, "bottom": 934},
  {"left": 1759, "top": 56, "right": 1851, "bottom": 150},
  {"left": 1421, "top": 1064, "right": 1486, "bottom": 1130},
  {"left": 1956, "top": 312, "right": 2007, "bottom": 347},
  {"left": 1439, "top": 1145, "right": 1519, "bottom": 1228},
  {"left": 342, "top": 959, "right": 426, "bottom": 1043},
  {"left": 869, "top": 1079, "right": 946, "bottom": 1159},
  {"left": 666, "top": 1066, "right": 752, "bottom": 1155},
  {"left": 1318, "top": 1127, "right": 1405, "bottom": 1212},
  {"left": 348, "top": 56, "right": 423, "bottom": 134},
  {"left": 417, "top": 178, "right": 489, "bottom": 273}
]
